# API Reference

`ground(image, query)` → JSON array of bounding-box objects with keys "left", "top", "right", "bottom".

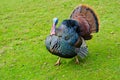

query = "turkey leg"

[
  {"left": 55, "top": 57, "right": 61, "bottom": 66},
  {"left": 75, "top": 56, "right": 79, "bottom": 64}
]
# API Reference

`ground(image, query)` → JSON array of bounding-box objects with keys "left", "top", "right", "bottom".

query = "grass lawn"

[{"left": 0, "top": 0, "right": 120, "bottom": 80}]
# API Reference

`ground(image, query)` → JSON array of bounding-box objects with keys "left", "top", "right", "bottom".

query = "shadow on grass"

[{"left": 55, "top": 56, "right": 91, "bottom": 70}]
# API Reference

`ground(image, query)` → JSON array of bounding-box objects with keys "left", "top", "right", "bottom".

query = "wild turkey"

[{"left": 45, "top": 4, "right": 99, "bottom": 65}]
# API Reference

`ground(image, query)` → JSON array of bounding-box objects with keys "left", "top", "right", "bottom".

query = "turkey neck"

[{"left": 50, "top": 23, "right": 56, "bottom": 35}]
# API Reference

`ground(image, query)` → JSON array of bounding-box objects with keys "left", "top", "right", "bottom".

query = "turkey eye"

[{"left": 65, "top": 36, "right": 70, "bottom": 40}]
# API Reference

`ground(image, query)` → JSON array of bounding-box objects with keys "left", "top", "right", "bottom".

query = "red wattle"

[{"left": 50, "top": 24, "right": 56, "bottom": 35}]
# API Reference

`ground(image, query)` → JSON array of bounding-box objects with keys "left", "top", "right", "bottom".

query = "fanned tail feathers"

[{"left": 70, "top": 4, "right": 99, "bottom": 34}]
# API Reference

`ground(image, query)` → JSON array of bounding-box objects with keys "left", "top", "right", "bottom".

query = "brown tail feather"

[{"left": 70, "top": 4, "right": 99, "bottom": 40}]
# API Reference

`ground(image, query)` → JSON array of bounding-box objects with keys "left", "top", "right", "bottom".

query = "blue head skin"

[
  {"left": 53, "top": 18, "right": 58, "bottom": 25},
  {"left": 50, "top": 18, "right": 58, "bottom": 35}
]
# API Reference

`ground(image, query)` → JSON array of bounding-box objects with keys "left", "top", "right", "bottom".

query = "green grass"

[{"left": 0, "top": 0, "right": 120, "bottom": 80}]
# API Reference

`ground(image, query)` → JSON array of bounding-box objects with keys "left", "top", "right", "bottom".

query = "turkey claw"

[
  {"left": 75, "top": 56, "right": 79, "bottom": 64},
  {"left": 54, "top": 57, "right": 61, "bottom": 66},
  {"left": 54, "top": 62, "right": 61, "bottom": 66},
  {"left": 75, "top": 61, "right": 80, "bottom": 64}
]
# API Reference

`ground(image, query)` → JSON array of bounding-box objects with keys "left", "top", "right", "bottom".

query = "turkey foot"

[
  {"left": 55, "top": 57, "right": 61, "bottom": 66},
  {"left": 75, "top": 56, "right": 79, "bottom": 64}
]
